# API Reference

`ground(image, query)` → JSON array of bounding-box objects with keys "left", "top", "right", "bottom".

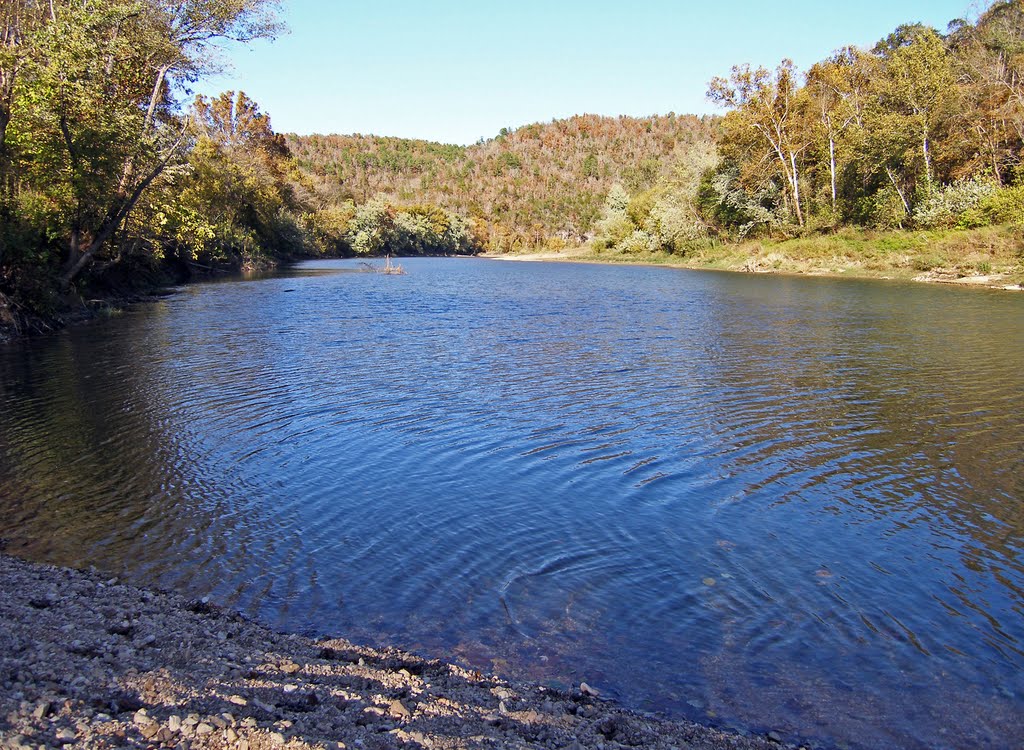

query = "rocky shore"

[{"left": 0, "top": 555, "right": 788, "bottom": 750}]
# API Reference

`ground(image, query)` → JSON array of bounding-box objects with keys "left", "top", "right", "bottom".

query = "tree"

[
  {"left": 1, "top": 0, "right": 282, "bottom": 290},
  {"left": 876, "top": 25, "right": 955, "bottom": 186},
  {"left": 162, "top": 91, "right": 300, "bottom": 266},
  {"left": 0, "top": 1, "right": 50, "bottom": 159},
  {"left": 708, "top": 60, "right": 812, "bottom": 226},
  {"left": 952, "top": 1, "right": 1024, "bottom": 183},
  {"left": 806, "top": 48, "right": 870, "bottom": 210}
]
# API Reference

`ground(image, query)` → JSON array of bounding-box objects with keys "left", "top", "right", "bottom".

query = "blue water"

[{"left": 1, "top": 258, "right": 1022, "bottom": 749}]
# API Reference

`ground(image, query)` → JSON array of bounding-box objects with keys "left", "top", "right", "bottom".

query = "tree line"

[
  {"left": 288, "top": 113, "right": 717, "bottom": 254},
  {"left": 2, "top": 0, "right": 1020, "bottom": 330},
  {"left": 595, "top": 1, "right": 1024, "bottom": 254},
  {"left": 0, "top": 0, "right": 478, "bottom": 327}
]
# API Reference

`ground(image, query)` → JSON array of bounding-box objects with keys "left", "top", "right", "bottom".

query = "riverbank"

[
  {"left": 0, "top": 554, "right": 788, "bottom": 750},
  {"left": 0, "top": 256, "right": 287, "bottom": 345},
  {"left": 482, "top": 225, "right": 1024, "bottom": 290}
]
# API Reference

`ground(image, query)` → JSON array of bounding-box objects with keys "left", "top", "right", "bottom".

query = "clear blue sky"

[{"left": 201, "top": 0, "right": 976, "bottom": 145}]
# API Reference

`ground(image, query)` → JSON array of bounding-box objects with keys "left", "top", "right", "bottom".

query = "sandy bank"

[
  {"left": 479, "top": 250, "right": 1024, "bottom": 291},
  {"left": 0, "top": 554, "right": 788, "bottom": 750}
]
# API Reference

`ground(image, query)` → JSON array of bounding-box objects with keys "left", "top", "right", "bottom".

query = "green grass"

[{"left": 506, "top": 225, "right": 1024, "bottom": 287}]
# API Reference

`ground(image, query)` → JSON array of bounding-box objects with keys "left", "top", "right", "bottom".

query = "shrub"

[
  {"left": 852, "top": 187, "right": 908, "bottom": 230},
  {"left": 912, "top": 177, "right": 999, "bottom": 229},
  {"left": 977, "top": 184, "right": 1024, "bottom": 225},
  {"left": 617, "top": 229, "right": 659, "bottom": 254}
]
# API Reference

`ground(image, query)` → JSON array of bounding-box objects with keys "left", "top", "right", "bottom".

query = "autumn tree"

[
  {"left": 708, "top": 60, "right": 812, "bottom": 226},
  {"left": 158, "top": 91, "right": 300, "bottom": 266},
  {"left": 952, "top": 0, "right": 1024, "bottom": 183},
  {"left": 875, "top": 25, "right": 955, "bottom": 187},
  {"left": 806, "top": 47, "right": 871, "bottom": 210}
]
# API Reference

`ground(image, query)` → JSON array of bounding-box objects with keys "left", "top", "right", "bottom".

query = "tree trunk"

[
  {"left": 829, "top": 136, "right": 837, "bottom": 209},
  {"left": 922, "top": 124, "right": 932, "bottom": 185},
  {"left": 766, "top": 137, "right": 803, "bottom": 227},
  {"left": 789, "top": 151, "right": 804, "bottom": 227},
  {"left": 144, "top": 65, "right": 170, "bottom": 132},
  {"left": 885, "top": 167, "right": 910, "bottom": 217},
  {"left": 0, "top": 107, "right": 8, "bottom": 155}
]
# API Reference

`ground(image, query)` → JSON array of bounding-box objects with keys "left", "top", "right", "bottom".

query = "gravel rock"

[
  {"left": 55, "top": 728, "right": 76, "bottom": 743},
  {"left": 387, "top": 699, "right": 411, "bottom": 720},
  {"left": 0, "top": 553, "right": 783, "bottom": 750}
]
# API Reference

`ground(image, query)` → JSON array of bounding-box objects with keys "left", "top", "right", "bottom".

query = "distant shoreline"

[{"left": 480, "top": 226, "right": 1024, "bottom": 292}]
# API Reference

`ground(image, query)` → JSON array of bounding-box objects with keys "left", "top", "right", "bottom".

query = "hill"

[{"left": 287, "top": 114, "right": 719, "bottom": 252}]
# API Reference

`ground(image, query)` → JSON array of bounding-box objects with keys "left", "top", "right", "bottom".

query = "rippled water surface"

[{"left": 1, "top": 258, "right": 1022, "bottom": 748}]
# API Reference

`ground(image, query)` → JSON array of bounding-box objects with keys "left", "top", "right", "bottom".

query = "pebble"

[
  {"left": 2, "top": 555, "right": 827, "bottom": 750},
  {"left": 54, "top": 728, "right": 75, "bottom": 744},
  {"left": 387, "top": 700, "right": 411, "bottom": 720}
]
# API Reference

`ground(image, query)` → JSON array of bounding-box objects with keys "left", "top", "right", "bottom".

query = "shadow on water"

[{"left": 1, "top": 258, "right": 1022, "bottom": 749}]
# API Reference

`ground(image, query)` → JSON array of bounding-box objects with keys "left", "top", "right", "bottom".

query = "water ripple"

[{"left": 1, "top": 259, "right": 1023, "bottom": 750}]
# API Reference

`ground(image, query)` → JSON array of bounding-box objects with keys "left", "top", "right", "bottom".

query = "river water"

[{"left": 1, "top": 258, "right": 1021, "bottom": 748}]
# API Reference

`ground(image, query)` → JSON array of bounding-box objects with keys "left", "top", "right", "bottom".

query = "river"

[{"left": 1, "top": 258, "right": 1021, "bottom": 749}]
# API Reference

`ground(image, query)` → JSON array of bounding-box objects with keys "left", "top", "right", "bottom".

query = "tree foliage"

[
  {"left": 288, "top": 114, "right": 718, "bottom": 253},
  {"left": 589, "top": 2, "right": 1024, "bottom": 256},
  {"left": 0, "top": 0, "right": 293, "bottom": 314}
]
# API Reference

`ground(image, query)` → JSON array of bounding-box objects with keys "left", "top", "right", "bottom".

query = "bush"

[
  {"left": 912, "top": 177, "right": 999, "bottom": 229},
  {"left": 617, "top": 229, "right": 659, "bottom": 254},
  {"left": 859, "top": 187, "right": 908, "bottom": 230},
  {"left": 977, "top": 184, "right": 1024, "bottom": 225}
]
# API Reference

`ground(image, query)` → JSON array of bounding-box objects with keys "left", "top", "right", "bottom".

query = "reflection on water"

[{"left": 1, "top": 258, "right": 1022, "bottom": 749}]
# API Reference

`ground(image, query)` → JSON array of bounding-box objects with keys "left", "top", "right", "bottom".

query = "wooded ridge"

[{"left": 1, "top": 0, "right": 1022, "bottom": 337}]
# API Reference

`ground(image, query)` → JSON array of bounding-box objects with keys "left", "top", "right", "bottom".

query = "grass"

[{"left": 490, "top": 225, "right": 1024, "bottom": 288}]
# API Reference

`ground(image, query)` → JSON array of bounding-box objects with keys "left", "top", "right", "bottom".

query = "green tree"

[
  {"left": 806, "top": 48, "right": 869, "bottom": 211},
  {"left": 709, "top": 59, "right": 812, "bottom": 226},
  {"left": 876, "top": 25, "right": 955, "bottom": 186}
]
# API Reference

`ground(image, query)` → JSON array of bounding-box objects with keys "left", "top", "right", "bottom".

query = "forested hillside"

[
  {"left": 2, "top": 0, "right": 1022, "bottom": 338},
  {"left": 288, "top": 114, "right": 718, "bottom": 252},
  {"left": 593, "top": 1, "right": 1024, "bottom": 263}
]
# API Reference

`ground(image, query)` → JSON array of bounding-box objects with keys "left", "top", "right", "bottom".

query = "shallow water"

[{"left": 1, "top": 258, "right": 1022, "bottom": 748}]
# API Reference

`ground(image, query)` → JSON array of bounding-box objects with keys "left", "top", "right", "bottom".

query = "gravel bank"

[{"left": 0, "top": 555, "right": 790, "bottom": 750}]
